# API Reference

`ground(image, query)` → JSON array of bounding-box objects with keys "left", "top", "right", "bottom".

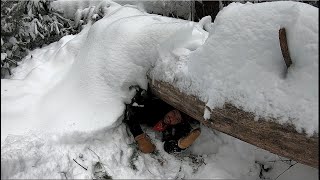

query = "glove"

[
  {"left": 178, "top": 128, "right": 201, "bottom": 149},
  {"left": 135, "top": 133, "right": 156, "bottom": 154}
]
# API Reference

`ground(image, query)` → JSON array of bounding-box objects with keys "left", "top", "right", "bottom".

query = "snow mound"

[
  {"left": 51, "top": 0, "right": 192, "bottom": 20},
  {"left": 1, "top": 1, "right": 195, "bottom": 141},
  {"left": 152, "top": 1, "right": 319, "bottom": 136},
  {"left": 51, "top": 0, "right": 104, "bottom": 19}
]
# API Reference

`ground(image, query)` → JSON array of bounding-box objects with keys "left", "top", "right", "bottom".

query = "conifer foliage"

[{"left": 1, "top": 0, "right": 78, "bottom": 78}]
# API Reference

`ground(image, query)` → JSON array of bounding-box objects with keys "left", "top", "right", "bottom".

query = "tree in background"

[{"left": 1, "top": 0, "right": 78, "bottom": 78}]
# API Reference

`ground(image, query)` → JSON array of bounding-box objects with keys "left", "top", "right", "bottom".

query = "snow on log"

[{"left": 148, "top": 78, "right": 318, "bottom": 168}]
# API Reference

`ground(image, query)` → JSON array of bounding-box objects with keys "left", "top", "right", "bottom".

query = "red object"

[{"left": 152, "top": 120, "right": 168, "bottom": 132}]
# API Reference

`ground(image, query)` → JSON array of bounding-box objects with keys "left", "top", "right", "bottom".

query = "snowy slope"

[
  {"left": 1, "top": 0, "right": 318, "bottom": 179},
  {"left": 1, "top": 1, "right": 193, "bottom": 141}
]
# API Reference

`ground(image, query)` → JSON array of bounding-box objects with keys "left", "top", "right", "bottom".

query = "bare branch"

[
  {"left": 73, "top": 159, "right": 87, "bottom": 171},
  {"left": 275, "top": 162, "right": 298, "bottom": 180},
  {"left": 279, "top": 28, "right": 292, "bottom": 71},
  {"left": 88, "top": 147, "right": 101, "bottom": 161}
]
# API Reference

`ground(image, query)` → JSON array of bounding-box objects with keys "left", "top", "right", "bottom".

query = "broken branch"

[
  {"left": 279, "top": 28, "right": 292, "bottom": 69},
  {"left": 73, "top": 159, "right": 87, "bottom": 171}
]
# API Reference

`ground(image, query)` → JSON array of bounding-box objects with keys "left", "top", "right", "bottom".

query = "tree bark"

[{"left": 148, "top": 78, "right": 318, "bottom": 168}]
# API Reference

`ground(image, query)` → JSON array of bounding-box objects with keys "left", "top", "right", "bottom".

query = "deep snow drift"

[
  {"left": 2, "top": 1, "right": 195, "bottom": 140},
  {"left": 1, "top": 0, "right": 318, "bottom": 179}
]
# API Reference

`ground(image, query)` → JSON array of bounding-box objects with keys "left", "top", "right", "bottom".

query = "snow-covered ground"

[{"left": 1, "top": 0, "right": 318, "bottom": 179}]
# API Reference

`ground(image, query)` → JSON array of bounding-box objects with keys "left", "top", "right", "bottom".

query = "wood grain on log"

[{"left": 148, "top": 79, "right": 318, "bottom": 168}]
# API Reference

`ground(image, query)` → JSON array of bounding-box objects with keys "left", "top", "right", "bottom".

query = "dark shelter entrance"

[{"left": 124, "top": 86, "right": 201, "bottom": 154}]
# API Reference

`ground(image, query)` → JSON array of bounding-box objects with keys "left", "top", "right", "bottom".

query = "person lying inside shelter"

[{"left": 124, "top": 87, "right": 201, "bottom": 154}]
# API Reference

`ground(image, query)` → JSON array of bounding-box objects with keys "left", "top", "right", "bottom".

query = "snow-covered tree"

[{"left": 1, "top": 0, "right": 79, "bottom": 78}]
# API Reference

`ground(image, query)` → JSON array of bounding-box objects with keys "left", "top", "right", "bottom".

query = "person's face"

[{"left": 163, "top": 110, "right": 182, "bottom": 125}]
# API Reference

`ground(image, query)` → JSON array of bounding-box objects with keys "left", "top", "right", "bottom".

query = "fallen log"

[{"left": 148, "top": 78, "right": 318, "bottom": 168}]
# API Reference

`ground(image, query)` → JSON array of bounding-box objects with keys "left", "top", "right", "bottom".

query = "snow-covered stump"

[{"left": 148, "top": 78, "right": 318, "bottom": 169}]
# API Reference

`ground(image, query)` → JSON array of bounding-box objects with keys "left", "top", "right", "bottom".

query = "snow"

[
  {"left": 1, "top": 0, "right": 318, "bottom": 179},
  {"left": 51, "top": 0, "right": 192, "bottom": 20},
  {"left": 1, "top": 2, "right": 192, "bottom": 142},
  {"left": 1, "top": 53, "right": 7, "bottom": 61},
  {"left": 51, "top": 0, "right": 103, "bottom": 19},
  {"left": 1, "top": 124, "right": 318, "bottom": 179},
  {"left": 151, "top": 1, "right": 319, "bottom": 136}
]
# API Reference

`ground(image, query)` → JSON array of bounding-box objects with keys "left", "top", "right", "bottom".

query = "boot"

[
  {"left": 178, "top": 128, "right": 201, "bottom": 149},
  {"left": 135, "top": 133, "right": 156, "bottom": 153}
]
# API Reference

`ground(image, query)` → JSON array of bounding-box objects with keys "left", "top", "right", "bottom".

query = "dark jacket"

[{"left": 124, "top": 87, "right": 194, "bottom": 142}]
